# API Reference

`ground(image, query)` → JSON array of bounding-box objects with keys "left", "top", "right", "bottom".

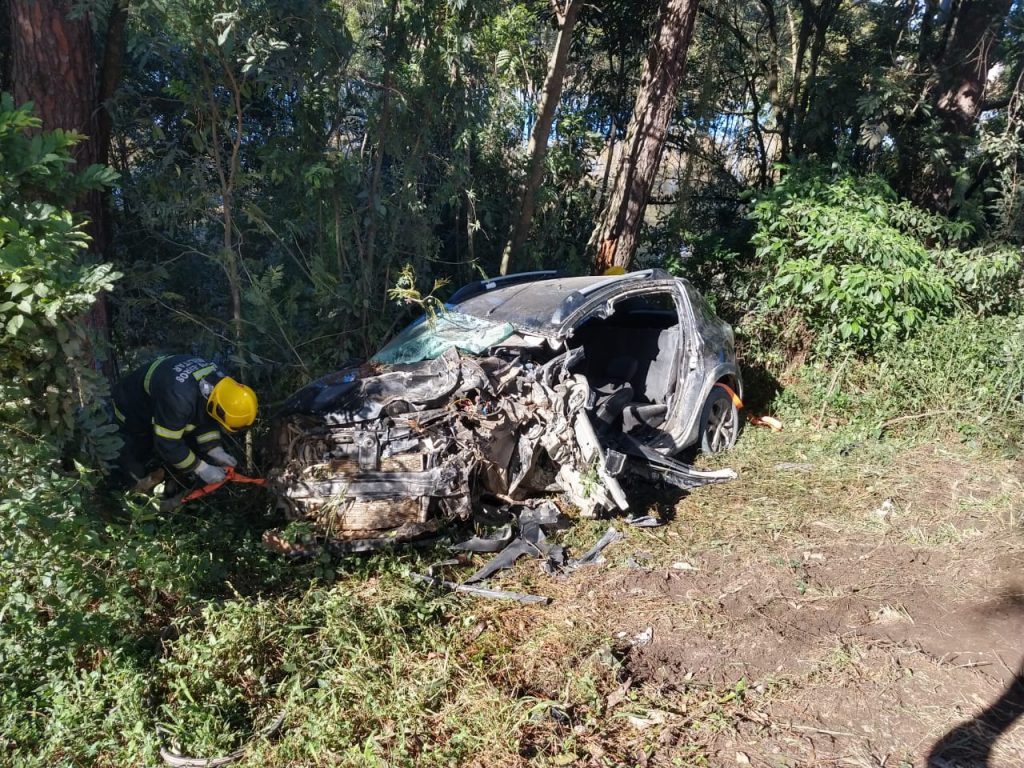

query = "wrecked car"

[{"left": 269, "top": 269, "right": 742, "bottom": 544}]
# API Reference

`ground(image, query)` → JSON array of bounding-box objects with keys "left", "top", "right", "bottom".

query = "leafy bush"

[
  {"left": 749, "top": 170, "right": 962, "bottom": 352},
  {"left": 939, "top": 243, "right": 1023, "bottom": 316},
  {"left": 746, "top": 169, "right": 1022, "bottom": 363},
  {"left": 0, "top": 94, "right": 120, "bottom": 456}
]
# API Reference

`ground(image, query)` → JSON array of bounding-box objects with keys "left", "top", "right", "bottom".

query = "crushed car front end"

[
  {"left": 270, "top": 273, "right": 738, "bottom": 544},
  {"left": 271, "top": 314, "right": 631, "bottom": 542}
]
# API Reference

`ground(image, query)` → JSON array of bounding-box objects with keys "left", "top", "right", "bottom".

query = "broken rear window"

[{"left": 372, "top": 311, "right": 515, "bottom": 365}]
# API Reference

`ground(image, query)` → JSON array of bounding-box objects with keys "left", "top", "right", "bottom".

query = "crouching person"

[{"left": 108, "top": 355, "right": 257, "bottom": 493}]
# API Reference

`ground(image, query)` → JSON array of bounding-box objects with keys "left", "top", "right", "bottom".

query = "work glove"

[
  {"left": 194, "top": 460, "right": 226, "bottom": 485},
  {"left": 206, "top": 446, "right": 238, "bottom": 468}
]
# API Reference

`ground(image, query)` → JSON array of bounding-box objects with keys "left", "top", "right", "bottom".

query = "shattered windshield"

[{"left": 372, "top": 311, "right": 515, "bottom": 365}]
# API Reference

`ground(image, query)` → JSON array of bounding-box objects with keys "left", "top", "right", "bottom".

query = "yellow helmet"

[{"left": 207, "top": 376, "right": 258, "bottom": 432}]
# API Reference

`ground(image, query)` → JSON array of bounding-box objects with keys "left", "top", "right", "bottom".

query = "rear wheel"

[{"left": 699, "top": 386, "right": 739, "bottom": 454}]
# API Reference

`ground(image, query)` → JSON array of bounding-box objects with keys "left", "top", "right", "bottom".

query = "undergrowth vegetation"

[
  {"left": 745, "top": 170, "right": 1022, "bottom": 356},
  {"left": 0, "top": 96, "right": 119, "bottom": 460},
  {"left": 775, "top": 314, "right": 1024, "bottom": 450}
]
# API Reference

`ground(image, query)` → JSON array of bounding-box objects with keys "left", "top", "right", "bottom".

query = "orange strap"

[
  {"left": 714, "top": 382, "right": 744, "bottom": 409},
  {"left": 180, "top": 466, "right": 267, "bottom": 504}
]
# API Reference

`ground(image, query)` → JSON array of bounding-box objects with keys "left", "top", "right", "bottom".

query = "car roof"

[{"left": 452, "top": 269, "right": 673, "bottom": 336}]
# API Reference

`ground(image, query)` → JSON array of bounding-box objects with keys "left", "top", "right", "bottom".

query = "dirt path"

[
  {"left": 599, "top": 537, "right": 1024, "bottom": 766},
  {"left": 486, "top": 439, "right": 1024, "bottom": 767}
]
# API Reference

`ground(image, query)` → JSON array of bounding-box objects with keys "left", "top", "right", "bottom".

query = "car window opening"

[{"left": 567, "top": 292, "right": 683, "bottom": 440}]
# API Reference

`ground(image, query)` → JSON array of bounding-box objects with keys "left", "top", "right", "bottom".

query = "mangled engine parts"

[
  {"left": 270, "top": 346, "right": 736, "bottom": 542},
  {"left": 270, "top": 349, "right": 627, "bottom": 540}
]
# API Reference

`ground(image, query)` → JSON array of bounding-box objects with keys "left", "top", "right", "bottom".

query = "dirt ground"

[{"left": 476, "top": 436, "right": 1024, "bottom": 767}]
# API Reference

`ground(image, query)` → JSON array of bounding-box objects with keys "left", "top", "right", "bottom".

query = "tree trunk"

[
  {"left": 592, "top": 0, "right": 699, "bottom": 273},
  {"left": 499, "top": 0, "right": 582, "bottom": 276},
  {"left": 933, "top": 0, "right": 1012, "bottom": 137},
  {"left": 97, "top": 1, "right": 129, "bottom": 171},
  {"left": 1, "top": 2, "right": 12, "bottom": 92},
  {"left": 793, "top": 0, "right": 843, "bottom": 156},
  {"left": 779, "top": 6, "right": 812, "bottom": 162},
  {"left": 759, "top": 0, "right": 785, "bottom": 176},
  {"left": 900, "top": 0, "right": 1012, "bottom": 209},
  {"left": 11, "top": 0, "right": 105, "bottom": 241},
  {"left": 11, "top": 0, "right": 97, "bottom": 163},
  {"left": 10, "top": 0, "right": 117, "bottom": 377}
]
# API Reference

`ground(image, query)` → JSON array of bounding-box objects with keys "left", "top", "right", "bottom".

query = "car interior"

[{"left": 567, "top": 292, "right": 685, "bottom": 439}]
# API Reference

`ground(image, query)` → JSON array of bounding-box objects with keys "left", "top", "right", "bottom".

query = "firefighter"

[{"left": 109, "top": 355, "right": 257, "bottom": 491}]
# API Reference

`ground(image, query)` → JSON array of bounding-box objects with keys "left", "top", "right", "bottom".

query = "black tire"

[{"left": 699, "top": 386, "right": 739, "bottom": 454}]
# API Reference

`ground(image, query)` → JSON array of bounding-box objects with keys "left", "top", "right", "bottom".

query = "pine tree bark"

[
  {"left": 499, "top": 0, "right": 582, "bottom": 276},
  {"left": 11, "top": 0, "right": 123, "bottom": 377},
  {"left": 592, "top": 0, "right": 699, "bottom": 273},
  {"left": 11, "top": 0, "right": 98, "bottom": 165},
  {"left": 12, "top": 0, "right": 128, "bottom": 243}
]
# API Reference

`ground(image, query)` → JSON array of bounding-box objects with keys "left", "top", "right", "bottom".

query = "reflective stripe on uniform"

[
  {"left": 192, "top": 364, "right": 217, "bottom": 381},
  {"left": 196, "top": 430, "right": 220, "bottom": 444},
  {"left": 171, "top": 451, "right": 196, "bottom": 470},
  {"left": 184, "top": 424, "right": 196, "bottom": 433},
  {"left": 153, "top": 423, "right": 185, "bottom": 440},
  {"left": 143, "top": 356, "right": 170, "bottom": 395}
]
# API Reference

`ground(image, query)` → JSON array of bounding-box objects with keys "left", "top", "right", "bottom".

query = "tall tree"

[
  {"left": 592, "top": 0, "right": 699, "bottom": 272},
  {"left": 898, "top": 0, "right": 1013, "bottom": 210},
  {"left": 499, "top": 0, "right": 583, "bottom": 276},
  {"left": 0, "top": 1, "right": 11, "bottom": 91},
  {"left": 10, "top": 0, "right": 129, "bottom": 374}
]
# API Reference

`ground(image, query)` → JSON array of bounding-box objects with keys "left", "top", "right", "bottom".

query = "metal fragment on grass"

[
  {"left": 625, "top": 515, "right": 663, "bottom": 527},
  {"left": 450, "top": 524, "right": 514, "bottom": 553},
  {"left": 410, "top": 572, "right": 550, "bottom": 605},
  {"left": 566, "top": 526, "right": 623, "bottom": 570}
]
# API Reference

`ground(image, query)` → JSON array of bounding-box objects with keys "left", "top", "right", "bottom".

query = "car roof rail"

[
  {"left": 575, "top": 268, "right": 671, "bottom": 297},
  {"left": 449, "top": 270, "right": 561, "bottom": 305},
  {"left": 551, "top": 268, "right": 673, "bottom": 324}
]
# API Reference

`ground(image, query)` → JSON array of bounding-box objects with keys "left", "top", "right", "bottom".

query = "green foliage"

[
  {"left": 113, "top": 0, "right": 546, "bottom": 385},
  {"left": 388, "top": 264, "right": 451, "bottom": 319},
  {"left": 747, "top": 170, "right": 1022, "bottom": 357},
  {"left": 0, "top": 425, "right": 301, "bottom": 764},
  {"left": 0, "top": 94, "right": 120, "bottom": 451},
  {"left": 938, "top": 243, "right": 1024, "bottom": 316},
  {"left": 0, "top": 441, "right": 161, "bottom": 763},
  {"left": 154, "top": 578, "right": 459, "bottom": 762},
  {"left": 977, "top": 109, "right": 1024, "bottom": 242}
]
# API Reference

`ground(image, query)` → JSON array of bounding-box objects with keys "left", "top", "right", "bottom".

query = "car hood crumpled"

[
  {"left": 270, "top": 346, "right": 633, "bottom": 537},
  {"left": 270, "top": 345, "right": 734, "bottom": 546}
]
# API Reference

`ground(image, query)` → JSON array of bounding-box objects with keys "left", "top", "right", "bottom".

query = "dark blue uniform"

[{"left": 110, "top": 356, "right": 227, "bottom": 482}]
